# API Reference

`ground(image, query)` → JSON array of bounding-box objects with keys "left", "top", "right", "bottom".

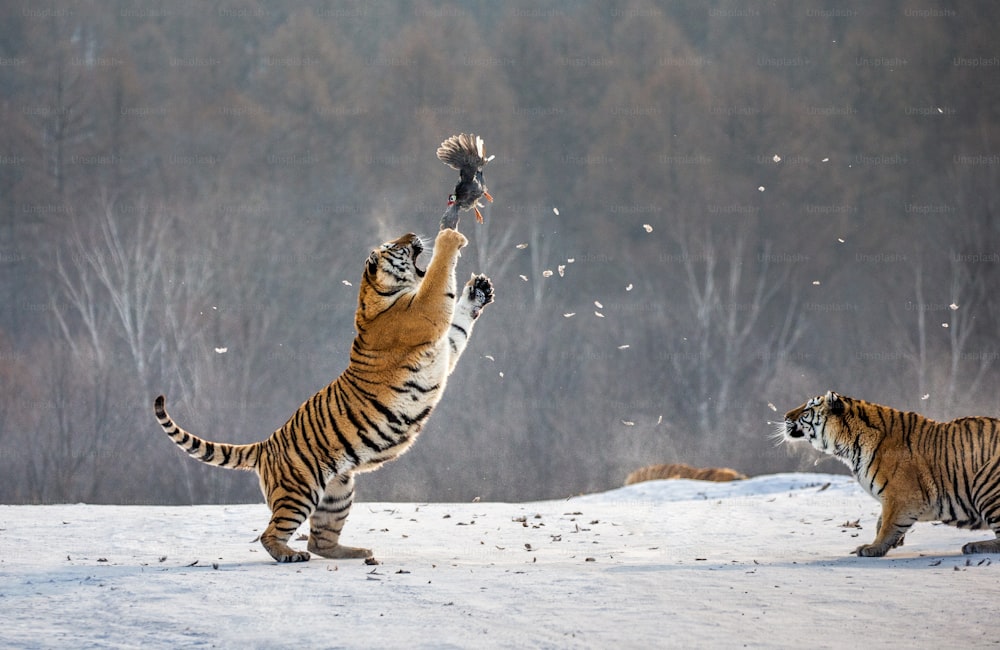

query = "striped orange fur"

[
  {"left": 154, "top": 228, "right": 493, "bottom": 562},
  {"left": 783, "top": 391, "right": 1000, "bottom": 556}
]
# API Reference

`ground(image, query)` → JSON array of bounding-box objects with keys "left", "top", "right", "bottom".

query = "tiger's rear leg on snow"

[
  {"left": 252, "top": 455, "right": 328, "bottom": 563},
  {"left": 307, "top": 473, "right": 372, "bottom": 559},
  {"left": 259, "top": 488, "right": 317, "bottom": 563},
  {"left": 963, "top": 455, "right": 1000, "bottom": 554},
  {"left": 963, "top": 534, "right": 1000, "bottom": 554}
]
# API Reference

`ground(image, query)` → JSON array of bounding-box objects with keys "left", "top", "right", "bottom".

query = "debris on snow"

[{"left": 6, "top": 474, "right": 994, "bottom": 648}]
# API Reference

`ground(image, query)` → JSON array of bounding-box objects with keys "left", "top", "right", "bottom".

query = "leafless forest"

[{"left": 2, "top": 1, "right": 999, "bottom": 504}]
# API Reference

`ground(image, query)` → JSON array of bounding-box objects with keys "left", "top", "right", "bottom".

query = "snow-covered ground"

[{"left": 3, "top": 473, "right": 998, "bottom": 649}]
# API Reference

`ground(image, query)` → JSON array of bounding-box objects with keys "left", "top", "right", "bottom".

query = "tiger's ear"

[
  {"left": 825, "top": 390, "right": 845, "bottom": 416},
  {"left": 366, "top": 251, "right": 379, "bottom": 276}
]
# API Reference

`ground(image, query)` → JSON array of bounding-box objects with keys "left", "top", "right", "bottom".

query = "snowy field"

[{"left": 2, "top": 473, "right": 998, "bottom": 649}]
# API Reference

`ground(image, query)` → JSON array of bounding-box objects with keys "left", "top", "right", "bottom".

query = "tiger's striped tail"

[{"left": 154, "top": 395, "right": 259, "bottom": 470}]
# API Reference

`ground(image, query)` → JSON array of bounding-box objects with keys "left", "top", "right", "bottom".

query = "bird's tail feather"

[{"left": 437, "top": 133, "right": 486, "bottom": 170}]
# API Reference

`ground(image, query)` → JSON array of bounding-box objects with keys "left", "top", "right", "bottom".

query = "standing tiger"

[
  {"left": 782, "top": 391, "right": 1000, "bottom": 557},
  {"left": 154, "top": 227, "right": 493, "bottom": 562}
]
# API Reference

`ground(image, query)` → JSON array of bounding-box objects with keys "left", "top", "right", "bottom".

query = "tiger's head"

[
  {"left": 782, "top": 390, "right": 852, "bottom": 457},
  {"left": 357, "top": 232, "right": 426, "bottom": 323}
]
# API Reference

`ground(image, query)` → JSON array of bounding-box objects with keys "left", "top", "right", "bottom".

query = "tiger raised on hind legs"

[{"left": 154, "top": 227, "right": 493, "bottom": 562}]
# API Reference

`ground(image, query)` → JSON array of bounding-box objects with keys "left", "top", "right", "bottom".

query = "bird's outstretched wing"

[{"left": 437, "top": 133, "right": 487, "bottom": 178}]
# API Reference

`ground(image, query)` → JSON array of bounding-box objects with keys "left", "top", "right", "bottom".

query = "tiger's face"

[
  {"left": 362, "top": 233, "right": 424, "bottom": 290},
  {"left": 782, "top": 390, "right": 849, "bottom": 456},
  {"left": 356, "top": 233, "right": 426, "bottom": 324},
  {"left": 367, "top": 233, "right": 425, "bottom": 284}
]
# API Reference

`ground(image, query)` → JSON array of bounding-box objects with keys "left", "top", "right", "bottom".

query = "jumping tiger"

[
  {"left": 154, "top": 227, "right": 493, "bottom": 562},
  {"left": 782, "top": 391, "right": 1000, "bottom": 557}
]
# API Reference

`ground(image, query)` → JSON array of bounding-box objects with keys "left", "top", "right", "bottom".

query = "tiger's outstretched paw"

[
  {"left": 466, "top": 274, "right": 494, "bottom": 318},
  {"left": 436, "top": 226, "right": 468, "bottom": 251}
]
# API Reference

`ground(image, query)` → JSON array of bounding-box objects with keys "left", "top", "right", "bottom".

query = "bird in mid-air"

[{"left": 437, "top": 133, "right": 494, "bottom": 228}]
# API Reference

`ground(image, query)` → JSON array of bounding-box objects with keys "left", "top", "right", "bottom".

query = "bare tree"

[
  {"left": 893, "top": 255, "right": 994, "bottom": 414},
  {"left": 669, "top": 221, "right": 803, "bottom": 442},
  {"left": 46, "top": 198, "right": 227, "bottom": 501},
  {"left": 53, "top": 197, "right": 170, "bottom": 387}
]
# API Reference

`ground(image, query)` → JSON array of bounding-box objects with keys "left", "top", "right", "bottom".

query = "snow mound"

[{"left": 571, "top": 472, "right": 857, "bottom": 503}]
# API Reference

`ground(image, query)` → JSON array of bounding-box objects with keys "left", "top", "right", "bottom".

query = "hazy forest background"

[{"left": 2, "top": 0, "right": 999, "bottom": 504}]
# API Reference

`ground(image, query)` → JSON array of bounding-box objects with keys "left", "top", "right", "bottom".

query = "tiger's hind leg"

[
  {"left": 256, "top": 462, "right": 318, "bottom": 563},
  {"left": 963, "top": 534, "right": 1000, "bottom": 555},
  {"left": 260, "top": 497, "right": 315, "bottom": 563},
  {"left": 445, "top": 274, "right": 494, "bottom": 374},
  {"left": 308, "top": 474, "right": 373, "bottom": 559},
  {"left": 963, "top": 456, "right": 1000, "bottom": 554}
]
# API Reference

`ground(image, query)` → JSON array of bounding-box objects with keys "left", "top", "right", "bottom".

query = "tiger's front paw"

[
  {"left": 466, "top": 274, "right": 494, "bottom": 318},
  {"left": 852, "top": 543, "right": 889, "bottom": 557},
  {"left": 436, "top": 227, "right": 468, "bottom": 251}
]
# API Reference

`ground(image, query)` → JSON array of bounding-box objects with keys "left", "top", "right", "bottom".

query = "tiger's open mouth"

[
  {"left": 785, "top": 421, "right": 804, "bottom": 438},
  {"left": 411, "top": 238, "right": 425, "bottom": 277}
]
